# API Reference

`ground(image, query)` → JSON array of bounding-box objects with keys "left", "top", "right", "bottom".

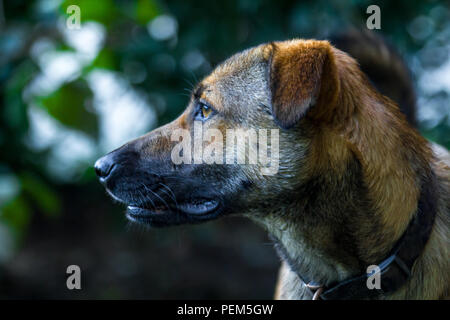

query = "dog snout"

[
  {"left": 94, "top": 154, "right": 116, "bottom": 181},
  {"left": 95, "top": 145, "right": 135, "bottom": 183},
  {"left": 94, "top": 143, "right": 150, "bottom": 189}
]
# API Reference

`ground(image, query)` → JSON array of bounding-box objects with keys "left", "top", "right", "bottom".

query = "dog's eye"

[
  {"left": 201, "top": 104, "right": 212, "bottom": 118},
  {"left": 197, "top": 102, "right": 213, "bottom": 120}
]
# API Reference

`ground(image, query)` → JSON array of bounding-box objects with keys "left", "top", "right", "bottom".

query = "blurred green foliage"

[
  {"left": 0, "top": 0, "right": 449, "bottom": 257},
  {"left": 39, "top": 80, "right": 97, "bottom": 137}
]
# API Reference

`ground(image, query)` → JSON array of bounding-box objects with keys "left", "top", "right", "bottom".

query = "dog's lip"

[
  {"left": 126, "top": 199, "right": 219, "bottom": 218},
  {"left": 176, "top": 199, "right": 219, "bottom": 215}
]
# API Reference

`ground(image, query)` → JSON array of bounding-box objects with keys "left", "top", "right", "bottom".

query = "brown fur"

[
  {"left": 331, "top": 30, "right": 417, "bottom": 127},
  {"left": 264, "top": 40, "right": 449, "bottom": 299},
  {"left": 269, "top": 40, "right": 340, "bottom": 128},
  {"left": 97, "top": 38, "right": 450, "bottom": 300}
]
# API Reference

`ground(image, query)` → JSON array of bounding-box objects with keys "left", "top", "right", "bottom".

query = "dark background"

[{"left": 0, "top": 0, "right": 449, "bottom": 299}]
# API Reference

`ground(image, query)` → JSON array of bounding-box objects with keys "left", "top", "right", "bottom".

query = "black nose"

[{"left": 94, "top": 155, "right": 115, "bottom": 179}]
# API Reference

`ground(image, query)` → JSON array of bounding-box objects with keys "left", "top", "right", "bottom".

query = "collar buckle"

[{"left": 306, "top": 282, "right": 324, "bottom": 300}]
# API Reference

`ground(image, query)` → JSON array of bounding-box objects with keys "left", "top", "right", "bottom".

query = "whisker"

[
  {"left": 138, "top": 183, "right": 156, "bottom": 209},
  {"left": 189, "top": 70, "right": 199, "bottom": 84},
  {"left": 177, "top": 92, "right": 192, "bottom": 98},
  {"left": 142, "top": 184, "right": 170, "bottom": 210},
  {"left": 183, "top": 77, "right": 195, "bottom": 90},
  {"left": 159, "top": 182, "right": 178, "bottom": 207}
]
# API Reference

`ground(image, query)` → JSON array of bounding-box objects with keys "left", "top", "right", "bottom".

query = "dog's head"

[{"left": 95, "top": 40, "right": 343, "bottom": 227}]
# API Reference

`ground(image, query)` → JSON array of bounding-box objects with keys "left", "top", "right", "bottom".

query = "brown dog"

[{"left": 95, "top": 38, "right": 450, "bottom": 299}]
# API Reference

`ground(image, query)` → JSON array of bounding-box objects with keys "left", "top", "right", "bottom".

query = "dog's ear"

[{"left": 267, "top": 40, "right": 340, "bottom": 129}]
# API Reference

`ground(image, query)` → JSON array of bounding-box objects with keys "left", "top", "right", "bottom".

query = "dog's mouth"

[{"left": 125, "top": 198, "right": 221, "bottom": 226}]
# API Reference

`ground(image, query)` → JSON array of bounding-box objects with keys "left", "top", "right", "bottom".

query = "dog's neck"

[
  {"left": 255, "top": 157, "right": 390, "bottom": 285},
  {"left": 253, "top": 51, "right": 433, "bottom": 287}
]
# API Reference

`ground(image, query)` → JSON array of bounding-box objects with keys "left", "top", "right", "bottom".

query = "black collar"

[{"left": 276, "top": 168, "right": 438, "bottom": 300}]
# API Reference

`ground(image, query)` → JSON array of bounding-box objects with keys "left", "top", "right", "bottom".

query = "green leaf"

[
  {"left": 91, "top": 49, "right": 117, "bottom": 70},
  {"left": 19, "top": 173, "right": 61, "bottom": 218},
  {"left": 4, "top": 60, "right": 37, "bottom": 133},
  {"left": 60, "top": 0, "right": 119, "bottom": 26},
  {"left": 136, "top": 0, "right": 160, "bottom": 25},
  {"left": 38, "top": 79, "right": 98, "bottom": 139},
  {"left": 0, "top": 195, "right": 31, "bottom": 241}
]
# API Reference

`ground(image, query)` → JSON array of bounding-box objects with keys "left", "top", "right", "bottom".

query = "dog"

[{"left": 95, "top": 35, "right": 450, "bottom": 299}]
